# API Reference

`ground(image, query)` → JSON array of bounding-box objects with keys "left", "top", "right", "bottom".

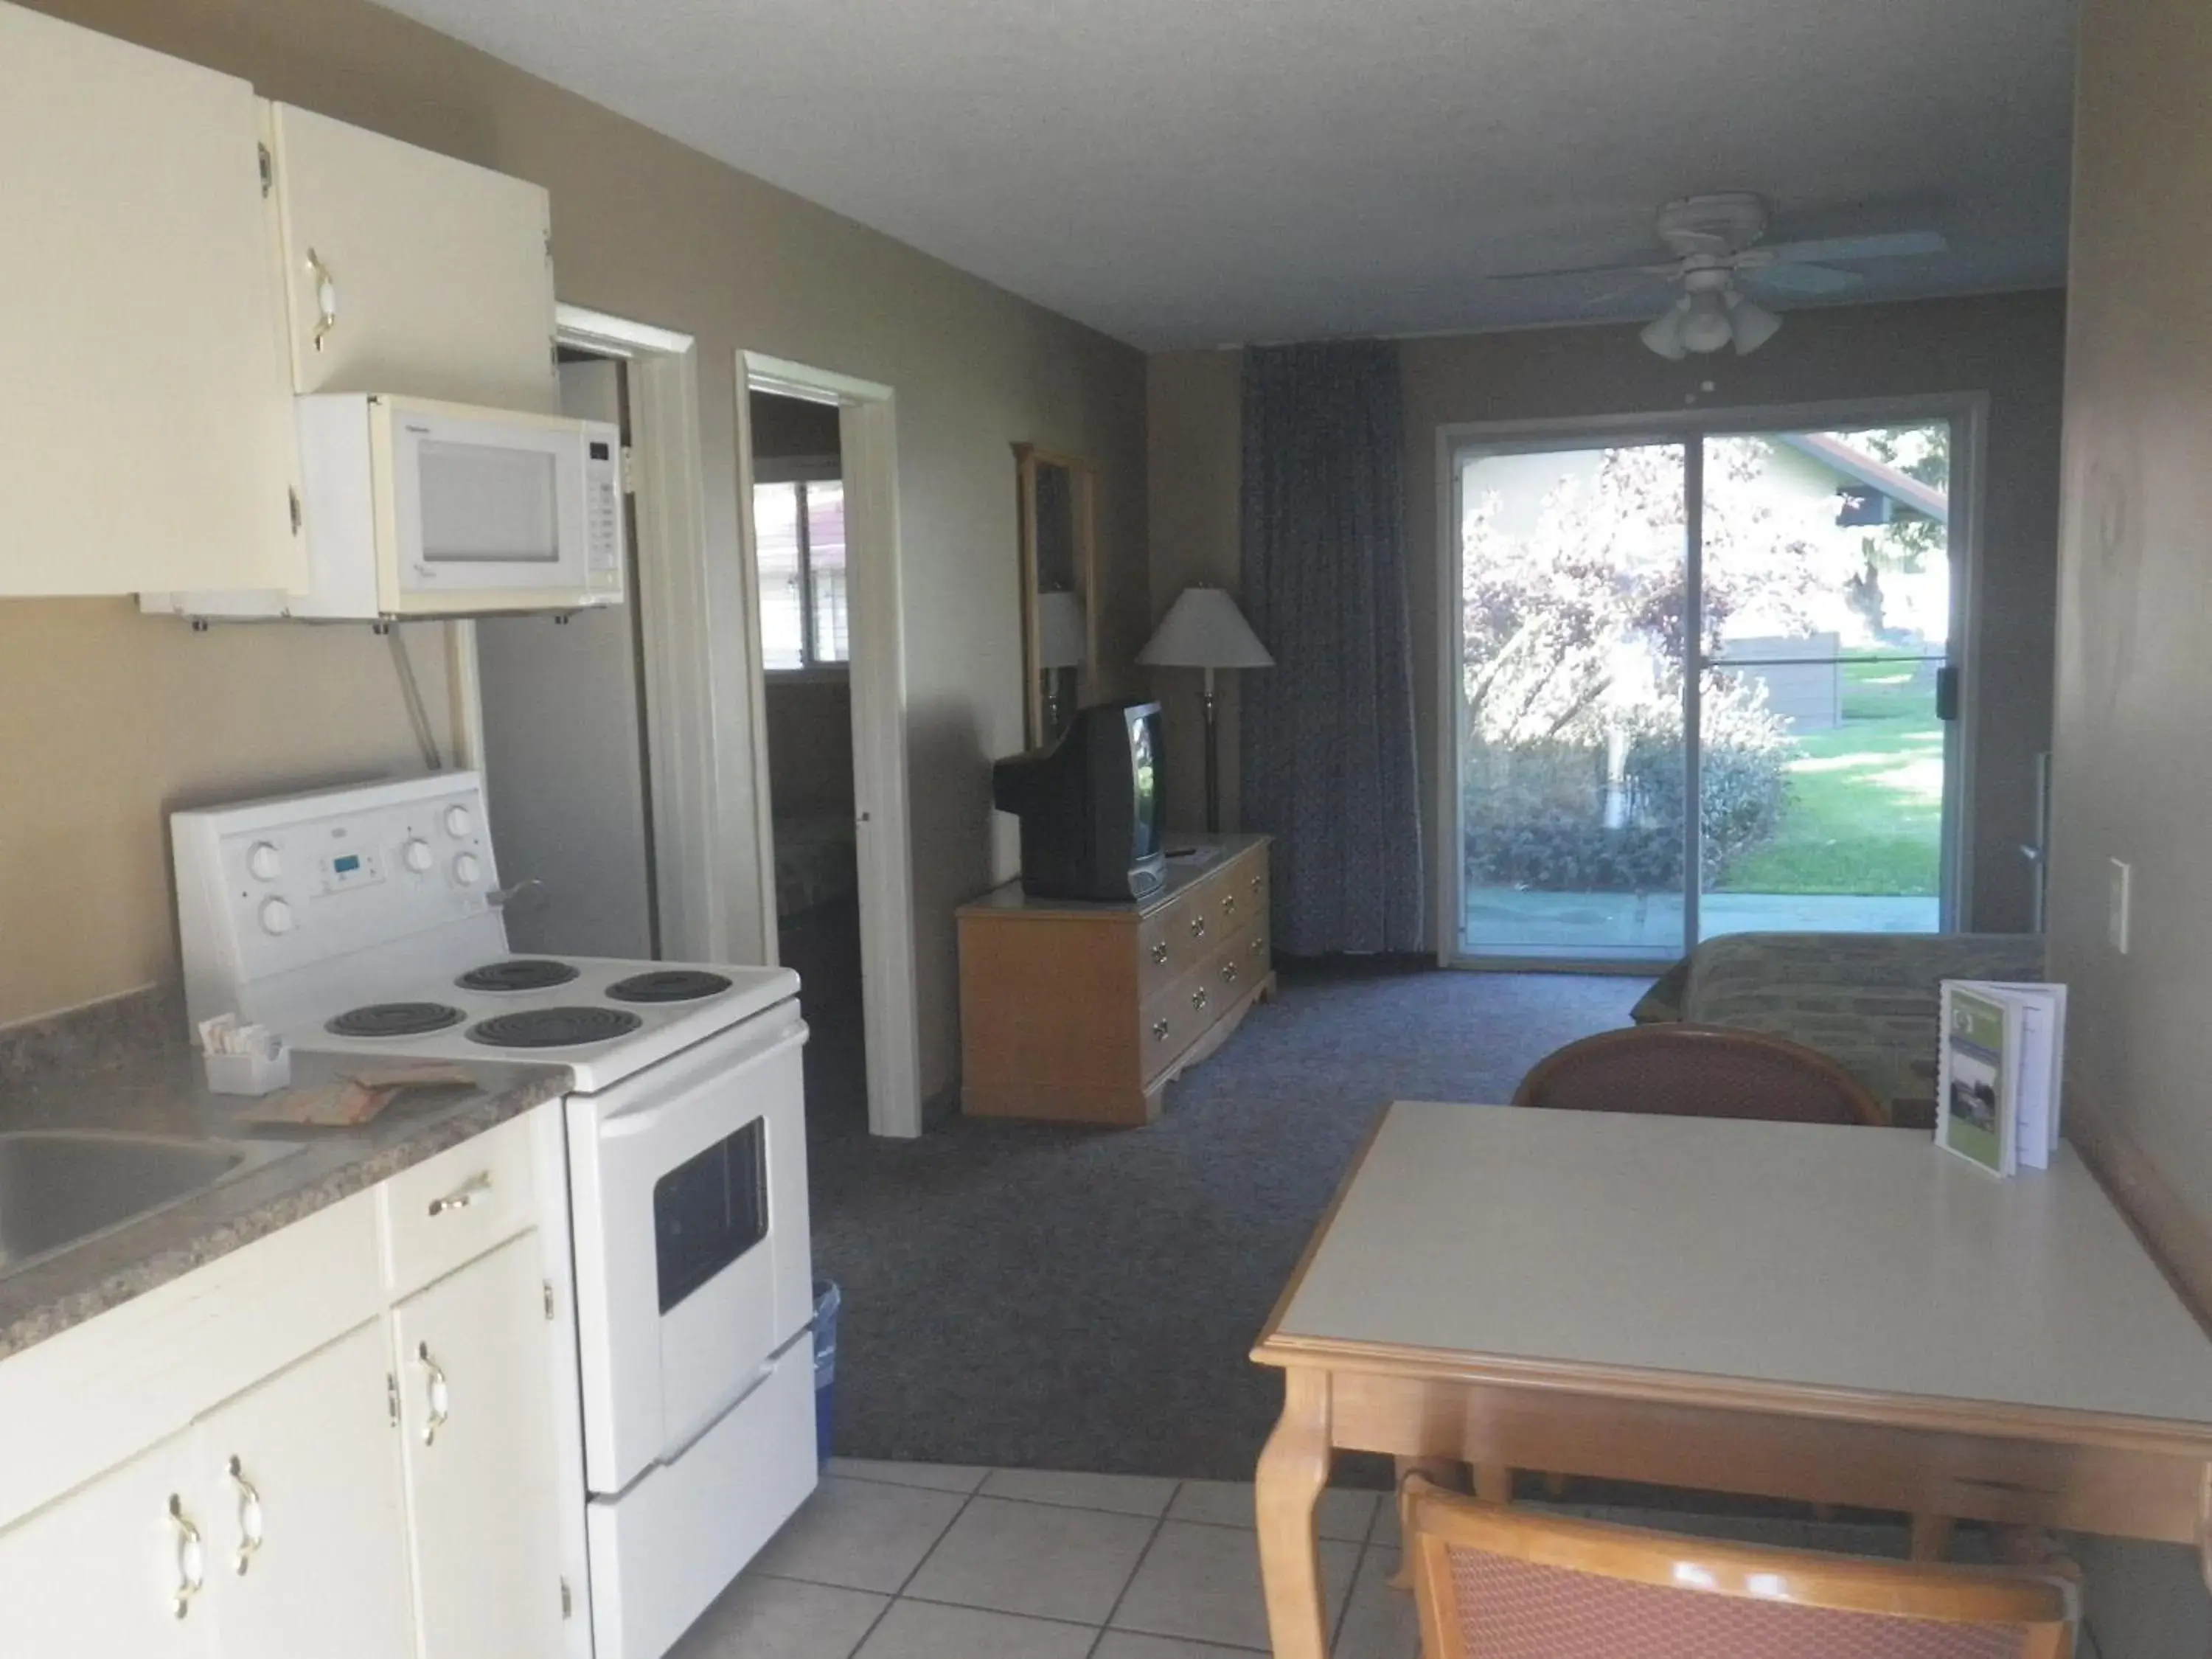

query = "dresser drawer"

[
  {"left": 1140, "top": 921, "right": 1259, "bottom": 1082},
  {"left": 1138, "top": 883, "right": 1214, "bottom": 990},
  {"left": 378, "top": 1110, "right": 540, "bottom": 1298}
]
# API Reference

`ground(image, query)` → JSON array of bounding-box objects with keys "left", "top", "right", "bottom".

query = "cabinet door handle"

[
  {"left": 168, "top": 1495, "right": 205, "bottom": 1619},
  {"left": 305, "top": 247, "right": 338, "bottom": 351},
  {"left": 1151, "top": 1018, "right": 1170, "bottom": 1042},
  {"left": 1220, "top": 961, "right": 1239, "bottom": 985},
  {"left": 417, "top": 1342, "right": 451, "bottom": 1445},
  {"left": 1189, "top": 915, "right": 1207, "bottom": 939},
  {"left": 226, "top": 1456, "right": 264, "bottom": 1576},
  {"left": 1191, "top": 987, "right": 1209, "bottom": 1012},
  {"left": 427, "top": 1171, "right": 493, "bottom": 1217},
  {"left": 1150, "top": 941, "right": 1169, "bottom": 966}
]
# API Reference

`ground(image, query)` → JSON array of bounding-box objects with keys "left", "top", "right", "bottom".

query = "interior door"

[
  {"left": 196, "top": 1321, "right": 414, "bottom": 1659},
  {"left": 391, "top": 1233, "right": 567, "bottom": 1659}
]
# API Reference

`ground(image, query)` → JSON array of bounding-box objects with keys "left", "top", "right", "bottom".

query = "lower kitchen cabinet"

[
  {"left": 393, "top": 1228, "right": 569, "bottom": 1658},
  {"left": 198, "top": 1321, "right": 413, "bottom": 1659},
  {"left": 0, "top": 1429, "right": 213, "bottom": 1657}
]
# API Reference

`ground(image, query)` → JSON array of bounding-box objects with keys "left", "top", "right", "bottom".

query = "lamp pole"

[{"left": 1201, "top": 665, "right": 1221, "bottom": 834}]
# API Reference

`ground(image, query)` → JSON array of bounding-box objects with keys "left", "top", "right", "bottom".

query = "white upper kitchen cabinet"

[
  {"left": 265, "top": 102, "right": 560, "bottom": 414},
  {"left": 195, "top": 1322, "right": 414, "bottom": 1659},
  {"left": 0, "top": 1427, "right": 217, "bottom": 1658},
  {"left": 392, "top": 1230, "right": 571, "bottom": 1658},
  {"left": 0, "top": 2, "right": 300, "bottom": 597}
]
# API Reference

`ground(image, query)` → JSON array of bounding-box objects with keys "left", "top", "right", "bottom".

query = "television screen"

[
  {"left": 992, "top": 699, "right": 1167, "bottom": 901},
  {"left": 1127, "top": 703, "right": 1161, "bottom": 862}
]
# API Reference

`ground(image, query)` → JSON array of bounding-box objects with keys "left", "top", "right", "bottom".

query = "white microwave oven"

[{"left": 142, "top": 393, "right": 624, "bottom": 621}]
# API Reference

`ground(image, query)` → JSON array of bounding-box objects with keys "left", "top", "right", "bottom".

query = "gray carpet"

[{"left": 808, "top": 963, "right": 1646, "bottom": 1480}]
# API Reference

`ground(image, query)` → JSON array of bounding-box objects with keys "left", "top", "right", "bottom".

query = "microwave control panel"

[{"left": 586, "top": 427, "right": 624, "bottom": 594}]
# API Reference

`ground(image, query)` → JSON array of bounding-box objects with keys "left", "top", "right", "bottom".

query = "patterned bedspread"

[
  {"left": 1638, "top": 931, "right": 2047, "bottom": 1114},
  {"left": 774, "top": 813, "right": 858, "bottom": 919}
]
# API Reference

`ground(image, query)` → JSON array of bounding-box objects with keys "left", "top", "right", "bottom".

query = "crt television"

[{"left": 992, "top": 700, "right": 1166, "bottom": 902}]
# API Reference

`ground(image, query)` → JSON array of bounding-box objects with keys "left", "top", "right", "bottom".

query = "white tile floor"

[{"left": 668, "top": 1461, "right": 2076, "bottom": 1659}]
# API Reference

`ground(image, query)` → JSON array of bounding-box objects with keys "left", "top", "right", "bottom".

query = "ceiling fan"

[{"left": 1489, "top": 193, "right": 1947, "bottom": 358}]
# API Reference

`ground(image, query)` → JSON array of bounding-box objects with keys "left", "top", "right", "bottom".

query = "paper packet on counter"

[{"left": 240, "top": 1062, "right": 476, "bottom": 1128}]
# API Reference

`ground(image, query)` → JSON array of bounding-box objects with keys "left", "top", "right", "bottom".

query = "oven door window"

[{"left": 653, "top": 1118, "right": 768, "bottom": 1314}]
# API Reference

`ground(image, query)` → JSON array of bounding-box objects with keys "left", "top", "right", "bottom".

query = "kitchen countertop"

[{"left": 0, "top": 988, "right": 569, "bottom": 1361}]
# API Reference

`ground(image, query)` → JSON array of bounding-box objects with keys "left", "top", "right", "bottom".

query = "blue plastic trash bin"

[{"left": 812, "top": 1279, "right": 841, "bottom": 1465}]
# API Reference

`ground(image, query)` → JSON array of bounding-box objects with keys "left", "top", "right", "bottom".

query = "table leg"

[
  {"left": 2198, "top": 1464, "right": 2212, "bottom": 1595},
  {"left": 1257, "top": 1367, "right": 1334, "bottom": 1659}
]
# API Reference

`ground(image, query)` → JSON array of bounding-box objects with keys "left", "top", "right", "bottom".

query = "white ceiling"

[{"left": 375, "top": 0, "right": 2078, "bottom": 350}]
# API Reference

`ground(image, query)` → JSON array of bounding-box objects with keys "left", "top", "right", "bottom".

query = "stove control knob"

[
  {"left": 443, "top": 805, "right": 475, "bottom": 839},
  {"left": 402, "top": 838, "right": 434, "bottom": 874},
  {"left": 257, "top": 898, "right": 295, "bottom": 936},
  {"left": 453, "top": 852, "right": 482, "bottom": 886},
  {"left": 246, "top": 841, "right": 282, "bottom": 882}
]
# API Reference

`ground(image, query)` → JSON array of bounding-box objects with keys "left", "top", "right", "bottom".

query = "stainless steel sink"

[{"left": 0, "top": 1131, "right": 302, "bottom": 1280}]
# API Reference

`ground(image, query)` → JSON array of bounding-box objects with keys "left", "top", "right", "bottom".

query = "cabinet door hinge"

[
  {"left": 386, "top": 1371, "right": 400, "bottom": 1427},
  {"left": 560, "top": 1576, "right": 574, "bottom": 1618},
  {"left": 543, "top": 1280, "right": 557, "bottom": 1321},
  {"left": 288, "top": 487, "right": 302, "bottom": 535},
  {"left": 620, "top": 445, "right": 638, "bottom": 495},
  {"left": 257, "top": 142, "right": 273, "bottom": 197}
]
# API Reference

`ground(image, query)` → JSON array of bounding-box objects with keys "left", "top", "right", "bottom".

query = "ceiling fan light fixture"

[
  {"left": 1679, "top": 289, "right": 1734, "bottom": 355},
  {"left": 1639, "top": 297, "right": 1691, "bottom": 360},
  {"left": 1728, "top": 292, "right": 1781, "bottom": 355}
]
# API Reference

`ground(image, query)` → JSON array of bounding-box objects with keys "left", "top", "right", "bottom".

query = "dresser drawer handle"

[
  {"left": 1251, "top": 935, "right": 1267, "bottom": 959},
  {"left": 1220, "top": 961, "right": 1239, "bottom": 985},
  {"left": 1223, "top": 894, "right": 1237, "bottom": 915},
  {"left": 1150, "top": 941, "right": 1169, "bottom": 966},
  {"left": 1189, "top": 915, "right": 1207, "bottom": 939},
  {"left": 427, "top": 1171, "right": 493, "bottom": 1217},
  {"left": 1251, "top": 874, "right": 1263, "bottom": 894},
  {"left": 1151, "top": 1018, "right": 1171, "bottom": 1042},
  {"left": 1191, "top": 987, "right": 1208, "bottom": 1012}
]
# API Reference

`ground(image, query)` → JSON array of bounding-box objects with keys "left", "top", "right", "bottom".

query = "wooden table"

[{"left": 1251, "top": 1103, "right": 2212, "bottom": 1659}]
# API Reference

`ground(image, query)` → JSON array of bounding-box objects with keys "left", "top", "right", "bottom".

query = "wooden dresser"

[{"left": 956, "top": 833, "right": 1276, "bottom": 1126}]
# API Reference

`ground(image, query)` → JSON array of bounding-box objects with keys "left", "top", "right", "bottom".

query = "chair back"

[
  {"left": 1400, "top": 1477, "right": 2072, "bottom": 1659},
  {"left": 1512, "top": 1023, "right": 1885, "bottom": 1126}
]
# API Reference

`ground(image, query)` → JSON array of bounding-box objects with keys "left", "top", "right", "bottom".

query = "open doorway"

[{"left": 749, "top": 391, "right": 866, "bottom": 1144}]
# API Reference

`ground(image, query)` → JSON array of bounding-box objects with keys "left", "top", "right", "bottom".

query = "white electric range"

[{"left": 171, "top": 772, "right": 819, "bottom": 1659}]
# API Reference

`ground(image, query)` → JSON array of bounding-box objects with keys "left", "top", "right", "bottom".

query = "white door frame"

[
  {"left": 737, "top": 351, "right": 924, "bottom": 1140},
  {"left": 1434, "top": 390, "right": 1986, "bottom": 968},
  {"left": 453, "top": 304, "right": 754, "bottom": 967}
]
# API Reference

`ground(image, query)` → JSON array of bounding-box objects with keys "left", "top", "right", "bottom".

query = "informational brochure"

[{"left": 1935, "top": 980, "right": 2067, "bottom": 1175}]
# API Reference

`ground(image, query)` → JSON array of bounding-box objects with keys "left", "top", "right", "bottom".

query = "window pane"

[
  {"left": 807, "top": 481, "right": 849, "bottom": 664},
  {"left": 754, "top": 482, "right": 805, "bottom": 671}
]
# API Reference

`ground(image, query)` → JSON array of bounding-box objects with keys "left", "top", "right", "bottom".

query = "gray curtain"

[{"left": 1239, "top": 341, "right": 1425, "bottom": 956}]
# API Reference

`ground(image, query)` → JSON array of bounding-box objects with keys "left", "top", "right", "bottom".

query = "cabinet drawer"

[
  {"left": 1140, "top": 922, "right": 1258, "bottom": 1081},
  {"left": 378, "top": 1113, "right": 539, "bottom": 1298}
]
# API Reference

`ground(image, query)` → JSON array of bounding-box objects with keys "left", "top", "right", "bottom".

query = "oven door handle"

[{"left": 597, "top": 1022, "right": 809, "bottom": 1140}]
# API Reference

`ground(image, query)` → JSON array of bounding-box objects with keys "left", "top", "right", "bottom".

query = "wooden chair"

[
  {"left": 1512, "top": 1022, "right": 1886, "bottom": 1126},
  {"left": 1399, "top": 1475, "right": 2075, "bottom": 1659}
]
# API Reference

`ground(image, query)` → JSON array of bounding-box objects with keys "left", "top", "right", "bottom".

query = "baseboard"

[{"left": 2067, "top": 1093, "right": 2212, "bottom": 1343}]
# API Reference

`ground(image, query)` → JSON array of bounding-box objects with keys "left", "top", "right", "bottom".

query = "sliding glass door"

[{"left": 1453, "top": 417, "right": 1958, "bottom": 965}]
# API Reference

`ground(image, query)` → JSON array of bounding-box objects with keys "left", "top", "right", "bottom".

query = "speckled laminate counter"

[{"left": 0, "top": 988, "right": 569, "bottom": 1360}]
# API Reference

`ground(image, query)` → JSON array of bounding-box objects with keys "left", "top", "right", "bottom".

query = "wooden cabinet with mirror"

[{"left": 1015, "top": 445, "right": 1099, "bottom": 748}]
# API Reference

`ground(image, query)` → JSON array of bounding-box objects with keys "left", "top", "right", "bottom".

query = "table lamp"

[{"left": 1138, "top": 585, "right": 1273, "bottom": 832}]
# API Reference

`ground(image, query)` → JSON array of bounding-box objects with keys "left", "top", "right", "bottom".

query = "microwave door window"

[{"left": 418, "top": 442, "right": 562, "bottom": 563}]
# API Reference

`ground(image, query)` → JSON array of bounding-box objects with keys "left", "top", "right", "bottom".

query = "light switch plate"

[{"left": 2109, "top": 858, "right": 2133, "bottom": 954}]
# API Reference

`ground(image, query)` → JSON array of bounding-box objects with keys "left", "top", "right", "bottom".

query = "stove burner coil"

[
  {"left": 456, "top": 959, "right": 580, "bottom": 993},
  {"left": 606, "top": 970, "right": 734, "bottom": 1004},
  {"left": 325, "top": 1002, "right": 466, "bottom": 1039},
  {"left": 466, "top": 1006, "right": 644, "bottom": 1049}
]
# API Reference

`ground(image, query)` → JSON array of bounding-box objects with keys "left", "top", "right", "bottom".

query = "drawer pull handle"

[
  {"left": 1252, "top": 936, "right": 1267, "bottom": 959},
  {"left": 1224, "top": 894, "right": 1237, "bottom": 915},
  {"left": 1189, "top": 916, "right": 1207, "bottom": 939},
  {"left": 1151, "top": 1018, "right": 1171, "bottom": 1042},
  {"left": 1191, "top": 987, "right": 1209, "bottom": 1012},
  {"left": 168, "top": 1495, "right": 204, "bottom": 1618},
  {"left": 427, "top": 1171, "right": 493, "bottom": 1217},
  {"left": 1150, "top": 941, "right": 1169, "bottom": 966},
  {"left": 417, "top": 1343, "right": 451, "bottom": 1446},
  {"left": 227, "top": 1456, "right": 264, "bottom": 1577},
  {"left": 1220, "top": 961, "right": 1239, "bottom": 985},
  {"left": 1252, "top": 874, "right": 1263, "bottom": 894}
]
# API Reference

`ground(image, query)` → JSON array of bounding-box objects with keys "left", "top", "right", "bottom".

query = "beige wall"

[
  {"left": 7, "top": 0, "right": 1148, "bottom": 1103},
  {"left": 1149, "top": 291, "right": 2066, "bottom": 946},
  {"left": 2043, "top": 0, "right": 2212, "bottom": 1644}
]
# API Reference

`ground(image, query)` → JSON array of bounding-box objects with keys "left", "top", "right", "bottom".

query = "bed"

[{"left": 1632, "top": 931, "right": 2048, "bottom": 1121}]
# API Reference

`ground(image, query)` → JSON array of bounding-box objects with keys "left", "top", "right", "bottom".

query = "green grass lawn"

[{"left": 1714, "top": 658, "right": 1944, "bottom": 897}]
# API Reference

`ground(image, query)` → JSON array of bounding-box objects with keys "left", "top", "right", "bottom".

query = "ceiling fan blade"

[
  {"left": 1756, "top": 229, "right": 1949, "bottom": 265},
  {"left": 1485, "top": 258, "right": 1675, "bottom": 283},
  {"left": 1744, "top": 262, "right": 1863, "bottom": 296}
]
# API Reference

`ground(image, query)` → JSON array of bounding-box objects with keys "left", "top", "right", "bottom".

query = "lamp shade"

[
  {"left": 1138, "top": 585, "right": 1273, "bottom": 669},
  {"left": 1036, "top": 589, "right": 1088, "bottom": 669}
]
